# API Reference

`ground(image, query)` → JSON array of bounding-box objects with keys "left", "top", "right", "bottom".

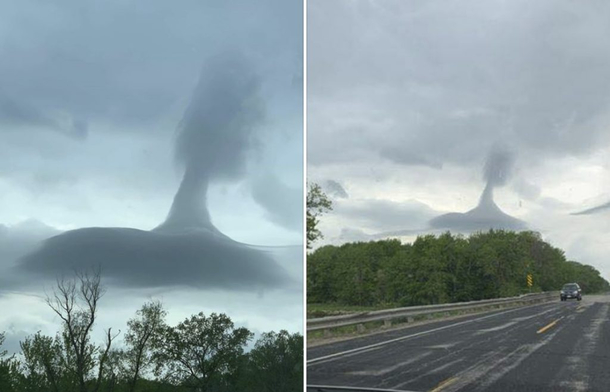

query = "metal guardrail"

[{"left": 308, "top": 292, "right": 557, "bottom": 333}]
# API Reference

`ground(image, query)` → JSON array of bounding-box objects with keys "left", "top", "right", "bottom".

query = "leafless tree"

[{"left": 45, "top": 267, "right": 119, "bottom": 392}]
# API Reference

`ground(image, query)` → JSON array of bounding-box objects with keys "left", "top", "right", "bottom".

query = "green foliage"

[
  {"left": 124, "top": 301, "right": 167, "bottom": 392},
  {"left": 307, "top": 182, "right": 332, "bottom": 249},
  {"left": 1, "top": 332, "right": 19, "bottom": 392},
  {"left": 243, "top": 331, "right": 303, "bottom": 392},
  {"left": 153, "top": 312, "right": 253, "bottom": 391},
  {"left": 2, "top": 277, "right": 302, "bottom": 392},
  {"left": 307, "top": 230, "right": 610, "bottom": 307},
  {"left": 19, "top": 332, "right": 74, "bottom": 392}
]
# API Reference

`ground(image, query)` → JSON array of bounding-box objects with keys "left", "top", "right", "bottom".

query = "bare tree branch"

[{"left": 44, "top": 267, "right": 106, "bottom": 392}]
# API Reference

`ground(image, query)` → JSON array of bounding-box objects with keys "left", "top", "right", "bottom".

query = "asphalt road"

[{"left": 307, "top": 294, "right": 610, "bottom": 392}]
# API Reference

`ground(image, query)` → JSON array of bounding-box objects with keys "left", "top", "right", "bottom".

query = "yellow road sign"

[{"left": 527, "top": 274, "right": 533, "bottom": 287}]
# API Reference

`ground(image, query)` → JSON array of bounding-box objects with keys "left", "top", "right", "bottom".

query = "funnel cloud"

[
  {"left": 15, "top": 53, "right": 293, "bottom": 291},
  {"left": 483, "top": 145, "right": 515, "bottom": 188},
  {"left": 430, "top": 146, "right": 526, "bottom": 232},
  {"left": 156, "top": 52, "right": 264, "bottom": 235}
]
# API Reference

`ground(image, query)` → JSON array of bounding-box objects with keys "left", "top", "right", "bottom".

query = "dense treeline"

[
  {"left": 308, "top": 230, "right": 610, "bottom": 307},
  {"left": 0, "top": 271, "right": 302, "bottom": 392}
]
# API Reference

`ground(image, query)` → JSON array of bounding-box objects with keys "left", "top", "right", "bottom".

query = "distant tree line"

[
  {"left": 308, "top": 230, "right": 610, "bottom": 307},
  {"left": 0, "top": 270, "right": 302, "bottom": 392}
]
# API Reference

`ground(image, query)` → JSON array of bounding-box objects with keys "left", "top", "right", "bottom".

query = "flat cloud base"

[{"left": 16, "top": 227, "right": 293, "bottom": 291}]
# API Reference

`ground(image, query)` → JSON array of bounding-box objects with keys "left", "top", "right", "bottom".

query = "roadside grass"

[{"left": 307, "top": 303, "right": 399, "bottom": 319}]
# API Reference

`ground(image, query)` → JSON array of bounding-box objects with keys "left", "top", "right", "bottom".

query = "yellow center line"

[
  {"left": 429, "top": 376, "right": 459, "bottom": 392},
  {"left": 537, "top": 317, "right": 562, "bottom": 334}
]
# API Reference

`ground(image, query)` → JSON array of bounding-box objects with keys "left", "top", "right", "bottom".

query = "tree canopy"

[
  {"left": 308, "top": 230, "right": 610, "bottom": 307},
  {"left": 306, "top": 182, "right": 332, "bottom": 249}
]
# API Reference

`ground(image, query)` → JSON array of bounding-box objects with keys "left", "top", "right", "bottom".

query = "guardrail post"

[{"left": 307, "top": 292, "right": 556, "bottom": 336}]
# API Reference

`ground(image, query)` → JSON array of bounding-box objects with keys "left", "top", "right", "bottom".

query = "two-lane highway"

[{"left": 308, "top": 295, "right": 610, "bottom": 392}]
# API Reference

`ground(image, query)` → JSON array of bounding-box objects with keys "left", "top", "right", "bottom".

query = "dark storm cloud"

[
  {"left": 0, "top": 0, "right": 302, "bottom": 209},
  {"left": 251, "top": 174, "right": 302, "bottom": 232},
  {"left": 324, "top": 180, "right": 349, "bottom": 199},
  {"left": 0, "top": 220, "right": 60, "bottom": 266},
  {"left": 308, "top": 0, "right": 610, "bottom": 169},
  {"left": 0, "top": 0, "right": 302, "bottom": 133},
  {"left": 0, "top": 94, "right": 56, "bottom": 129},
  {"left": 15, "top": 228, "right": 292, "bottom": 291}
]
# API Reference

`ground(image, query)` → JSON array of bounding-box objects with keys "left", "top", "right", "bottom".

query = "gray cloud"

[
  {"left": 572, "top": 201, "right": 610, "bottom": 216},
  {"left": 512, "top": 179, "right": 542, "bottom": 201},
  {"left": 0, "top": 220, "right": 60, "bottom": 267},
  {"left": 335, "top": 198, "right": 437, "bottom": 232},
  {"left": 174, "top": 52, "right": 264, "bottom": 182},
  {"left": 483, "top": 145, "right": 515, "bottom": 188},
  {"left": 0, "top": 93, "right": 88, "bottom": 139},
  {"left": 251, "top": 174, "right": 302, "bottom": 232},
  {"left": 308, "top": 0, "right": 610, "bottom": 170},
  {"left": 308, "top": 0, "right": 610, "bottom": 288},
  {"left": 0, "top": 1, "right": 303, "bottom": 354},
  {"left": 15, "top": 227, "right": 293, "bottom": 291},
  {"left": 11, "top": 54, "right": 295, "bottom": 292},
  {"left": 324, "top": 180, "right": 349, "bottom": 199},
  {"left": 0, "top": 93, "right": 55, "bottom": 129},
  {"left": 0, "top": 0, "right": 302, "bottom": 137},
  {"left": 1, "top": 0, "right": 302, "bottom": 293},
  {"left": 338, "top": 227, "right": 372, "bottom": 243},
  {"left": 429, "top": 199, "right": 527, "bottom": 232},
  {"left": 381, "top": 148, "right": 444, "bottom": 169}
]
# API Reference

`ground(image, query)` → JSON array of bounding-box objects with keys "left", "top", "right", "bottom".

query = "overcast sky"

[
  {"left": 0, "top": 0, "right": 302, "bottom": 354},
  {"left": 308, "top": 0, "right": 610, "bottom": 282}
]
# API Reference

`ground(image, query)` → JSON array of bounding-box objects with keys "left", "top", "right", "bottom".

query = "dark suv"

[{"left": 560, "top": 283, "right": 582, "bottom": 301}]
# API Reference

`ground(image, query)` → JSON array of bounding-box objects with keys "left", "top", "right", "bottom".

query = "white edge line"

[
  {"left": 307, "top": 385, "right": 420, "bottom": 392},
  {"left": 307, "top": 301, "right": 554, "bottom": 365}
]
